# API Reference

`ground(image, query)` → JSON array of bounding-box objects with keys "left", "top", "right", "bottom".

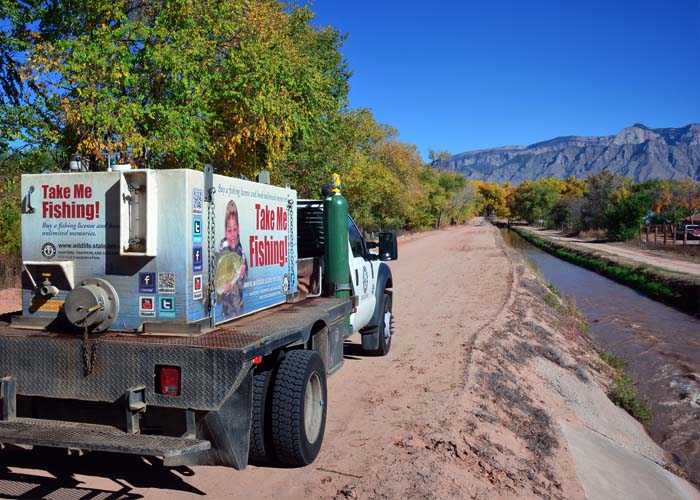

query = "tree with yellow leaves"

[
  {"left": 472, "top": 181, "right": 510, "bottom": 219},
  {"left": 5, "top": 0, "right": 350, "bottom": 178}
]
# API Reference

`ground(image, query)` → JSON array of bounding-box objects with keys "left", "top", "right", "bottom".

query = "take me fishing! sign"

[
  {"left": 21, "top": 169, "right": 297, "bottom": 329},
  {"left": 211, "top": 174, "right": 297, "bottom": 324}
]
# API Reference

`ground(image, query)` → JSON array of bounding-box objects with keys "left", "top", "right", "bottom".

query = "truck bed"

[
  {"left": 0, "top": 297, "right": 350, "bottom": 410},
  {"left": 0, "top": 297, "right": 350, "bottom": 465}
]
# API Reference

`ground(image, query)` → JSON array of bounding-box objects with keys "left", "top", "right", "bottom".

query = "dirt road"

[
  {"left": 2, "top": 225, "right": 697, "bottom": 499},
  {"left": 221, "top": 224, "right": 514, "bottom": 499},
  {"left": 530, "top": 229, "right": 700, "bottom": 277}
]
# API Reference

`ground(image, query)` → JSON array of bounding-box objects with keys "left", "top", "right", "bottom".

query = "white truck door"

[{"left": 347, "top": 217, "right": 376, "bottom": 332}]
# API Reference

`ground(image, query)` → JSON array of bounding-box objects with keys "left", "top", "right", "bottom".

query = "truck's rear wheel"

[
  {"left": 372, "top": 292, "right": 393, "bottom": 356},
  {"left": 249, "top": 368, "right": 274, "bottom": 464},
  {"left": 270, "top": 350, "right": 327, "bottom": 466}
]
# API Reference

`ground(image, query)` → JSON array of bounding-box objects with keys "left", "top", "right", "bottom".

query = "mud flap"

[
  {"left": 360, "top": 327, "right": 380, "bottom": 351},
  {"left": 164, "top": 370, "right": 253, "bottom": 470}
]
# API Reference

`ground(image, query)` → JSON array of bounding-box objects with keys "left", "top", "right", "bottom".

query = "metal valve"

[
  {"left": 64, "top": 278, "right": 120, "bottom": 332},
  {"left": 39, "top": 278, "right": 59, "bottom": 298}
]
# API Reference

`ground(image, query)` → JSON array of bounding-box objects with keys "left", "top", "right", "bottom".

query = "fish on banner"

[{"left": 211, "top": 176, "right": 297, "bottom": 324}]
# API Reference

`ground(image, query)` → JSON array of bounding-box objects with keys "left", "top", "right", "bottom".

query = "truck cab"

[{"left": 296, "top": 200, "right": 397, "bottom": 355}]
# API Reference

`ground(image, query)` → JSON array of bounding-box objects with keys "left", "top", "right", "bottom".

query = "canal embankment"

[
  {"left": 510, "top": 226, "right": 700, "bottom": 316},
  {"left": 500, "top": 227, "right": 700, "bottom": 490},
  {"left": 467, "top": 227, "right": 700, "bottom": 498}
]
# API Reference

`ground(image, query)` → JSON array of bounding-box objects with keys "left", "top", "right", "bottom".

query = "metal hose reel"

[{"left": 64, "top": 278, "right": 120, "bottom": 332}]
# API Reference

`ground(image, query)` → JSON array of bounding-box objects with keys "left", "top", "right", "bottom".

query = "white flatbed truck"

[{"left": 0, "top": 167, "right": 397, "bottom": 468}]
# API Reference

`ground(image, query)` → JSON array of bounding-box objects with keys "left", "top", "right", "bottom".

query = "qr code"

[
  {"left": 192, "top": 188, "right": 203, "bottom": 214},
  {"left": 158, "top": 272, "right": 176, "bottom": 294}
]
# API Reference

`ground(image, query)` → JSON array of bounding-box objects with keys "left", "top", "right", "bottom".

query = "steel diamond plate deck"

[{"left": 0, "top": 417, "right": 210, "bottom": 456}]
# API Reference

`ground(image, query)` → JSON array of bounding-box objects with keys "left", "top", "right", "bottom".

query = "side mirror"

[{"left": 378, "top": 232, "right": 398, "bottom": 261}]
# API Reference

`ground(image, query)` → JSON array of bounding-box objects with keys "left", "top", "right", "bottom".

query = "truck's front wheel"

[
  {"left": 372, "top": 292, "right": 393, "bottom": 356},
  {"left": 270, "top": 350, "right": 327, "bottom": 466}
]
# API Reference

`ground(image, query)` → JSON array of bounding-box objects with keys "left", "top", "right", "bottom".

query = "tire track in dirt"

[{"left": 296, "top": 225, "right": 515, "bottom": 500}]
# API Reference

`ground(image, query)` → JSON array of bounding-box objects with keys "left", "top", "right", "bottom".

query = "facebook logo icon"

[
  {"left": 139, "top": 272, "right": 156, "bottom": 293},
  {"left": 193, "top": 246, "right": 203, "bottom": 272}
]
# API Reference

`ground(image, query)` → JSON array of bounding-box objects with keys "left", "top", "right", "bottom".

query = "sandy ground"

[
  {"left": 0, "top": 288, "right": 20, "bottom": 316},
  {"left": 0, "top": 225, "right": 698, "bottom": 499},
  {"left": 529, "top": 228, "right": 700, "bottom": 277}
]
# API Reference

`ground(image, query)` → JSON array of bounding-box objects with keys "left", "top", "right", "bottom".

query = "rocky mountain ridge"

[{"left": 441, "top": 123, "right": 700, "bottom": 184}]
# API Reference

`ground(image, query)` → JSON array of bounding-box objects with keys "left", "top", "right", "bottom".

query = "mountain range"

[{"left": 440, "top": 124, "right": 700, "bottom": 184}]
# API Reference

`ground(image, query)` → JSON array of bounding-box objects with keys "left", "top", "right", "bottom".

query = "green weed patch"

[
  {"left": 598, "top": 351, "right": 653, "bottom": 422},
  {"left": 514, "top": 229, "right": 677, "bottom": 302}
]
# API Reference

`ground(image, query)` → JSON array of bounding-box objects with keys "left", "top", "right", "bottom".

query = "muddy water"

[{"left": 501, "top": 228, "right": 700, "bottom": 480}]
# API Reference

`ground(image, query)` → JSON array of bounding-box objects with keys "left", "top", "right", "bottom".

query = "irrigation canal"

[{"left": 500, "top": 228, "right": 700, "bottom": 482}]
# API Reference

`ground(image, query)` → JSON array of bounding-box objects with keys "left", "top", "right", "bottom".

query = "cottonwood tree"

[
  {"left": 4, "top": 0, "right": 350, "bottom": 179},
  {"left": 428, "top": 149, "right": 452, "bottom": 171},
  {"left": 512, "top": 181, "right": 561, "bottom": 225},
  {"left": 473, "top": 181, "right": 509, "bottom": 219},
  {"left": 580, "top": 171, "right": 625, "bottom": 229}
]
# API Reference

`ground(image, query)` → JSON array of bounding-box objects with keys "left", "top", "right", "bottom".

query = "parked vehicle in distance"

[
  {"left": 686, "top": 225, "right": 700, "bottom": 240},
  {"left": 675, "top": 224, "right": 700, "bottom": 240}
]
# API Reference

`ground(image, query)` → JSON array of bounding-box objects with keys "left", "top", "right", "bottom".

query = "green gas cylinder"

[{"left": 323, "top": 174, "right": 350, "bottom": 299}]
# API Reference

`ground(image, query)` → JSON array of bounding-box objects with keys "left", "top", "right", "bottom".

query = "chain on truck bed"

[{"left": 81, "top": 324, "right": 98, "bottom": 376}]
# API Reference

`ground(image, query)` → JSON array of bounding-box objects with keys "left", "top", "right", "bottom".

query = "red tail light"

[{"left": 157, "top": 366, "right": 181, "bottom": 396}]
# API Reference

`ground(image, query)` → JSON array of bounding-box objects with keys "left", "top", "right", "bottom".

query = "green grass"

[
  {"left": 597, "top": 351, "right": 653, "bottom": 422},
  {"left": 578, "top": 318, "right": 591, "bottom": 334},
  {"left": 544, "top": 291, "right": 561, "bottom": 309},
  {"left": 514, "top": 229, "right": 677, "bottom": 301},
  {"left": 598, "top": 351, "right": 626, "bottom": 371}
]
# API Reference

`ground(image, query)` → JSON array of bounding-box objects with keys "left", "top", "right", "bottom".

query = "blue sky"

[{"left": 312, "top": 0, "right": 700, "bottom": 159}]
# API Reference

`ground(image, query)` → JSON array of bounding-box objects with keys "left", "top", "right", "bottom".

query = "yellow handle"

[{"left": 331, "top": 173, "right": 341, "bottom": 194}]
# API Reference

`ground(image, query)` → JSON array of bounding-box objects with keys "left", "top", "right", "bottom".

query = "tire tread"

[
  {"left": 248, "top": 369, "right": 271, "bottom": 463},
  {"left": 270, "top": 350, "right": 325, "bottom": 466}
]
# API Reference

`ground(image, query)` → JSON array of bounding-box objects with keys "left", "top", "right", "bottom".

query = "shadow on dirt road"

[{"left": 0, "top": 445, "right": 204, "bottom": 499}]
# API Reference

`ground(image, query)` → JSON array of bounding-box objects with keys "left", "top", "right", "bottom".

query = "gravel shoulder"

[{"left": 0, "top": 225, "right": 697, "bottom": 499}]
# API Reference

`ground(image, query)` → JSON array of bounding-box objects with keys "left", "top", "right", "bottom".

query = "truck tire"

[
  {"left": 371, "top": 292, "right": 393, "bottom": 356},
  {"left": 270, "top": 350, "right": 327, "bottom": 466},
  {"left": 249, "top": 368, "right": 274, "bottom": 464}
]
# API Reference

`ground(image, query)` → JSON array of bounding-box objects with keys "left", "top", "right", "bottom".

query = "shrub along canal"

[{"left": 501, "top": 228, "right": 700, "bottom": 483}]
